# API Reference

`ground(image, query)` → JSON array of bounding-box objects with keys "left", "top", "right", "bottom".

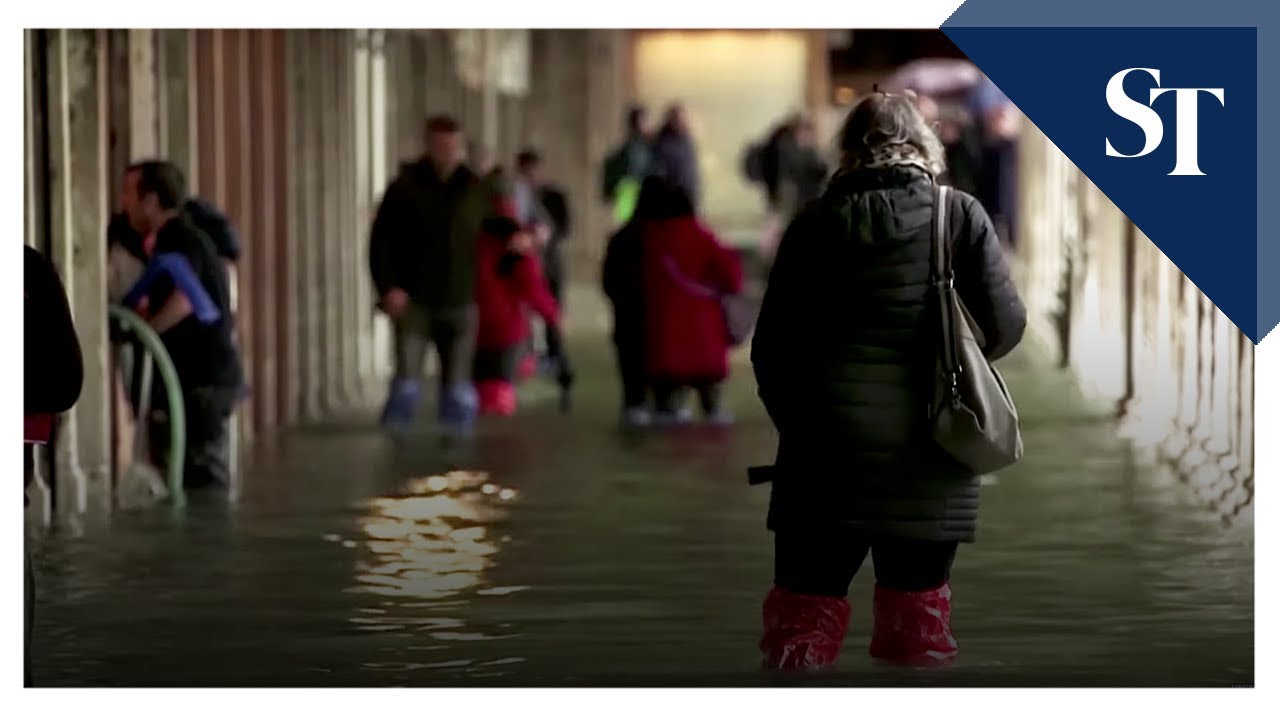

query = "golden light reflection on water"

[{"left": 339, "top": 470, "right": 520, "bottom": 602}]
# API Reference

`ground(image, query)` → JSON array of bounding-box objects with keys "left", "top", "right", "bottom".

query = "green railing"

[{"left": 109, "top": 305, "right": 187, "bottom": 507}]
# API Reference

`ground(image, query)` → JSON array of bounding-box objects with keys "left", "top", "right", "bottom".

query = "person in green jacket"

[{"left": 601, "top": 105, "right": 653, "bottom": 225}]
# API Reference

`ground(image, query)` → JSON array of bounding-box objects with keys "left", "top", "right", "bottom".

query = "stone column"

[
  {"left": 481, "top": 29, "right": 499, "bottom": 155},
  {"left": 1118, "top": 232, "right": 1158, "bottom": 450},
  {"left": 318, "top": 30, "right": 344, "bottom": 412},
  {"left": 1150, "top": 250, "right": 1178, "bottom": 435},
  {"left": 1043, "top": 148, "right": 1070, "bottom": 365},
  {"left": 338, "top": 30, "right": 363, "bottom": 408},
  {"left": 156, "top": 30, "right": 192, "bottom": 171},
  {"left": 1226, "top": 340, "right": 1254, "bottom": 514},
  {"left": 128, "top": 29, "right": 160, "bottom": 159},
  {"left": 250, "top": 29, "right": 281, "bottom": 434},
  {"left": 1167, "top": 273, "right": 1201, "bottom": 461},
  {"left": 582, "top": 30, "right": 626, "bottom": 271},
  {"left": 1176, "top": 295, "right": 1216, "bottom": 478},
  {"left": 293, "top": 31, "right": 323, "bottom": 422},
  {"left": 1066, "top": 175, "right": 1093, "bottom": 389},
  {"left": 368, "top": 30, "right": 393, "bottom": 390},
  {"left": 45, "top": 29, "right": 112, "bottom": 518},
  {"left": 1198, "top": 307, "right": 1237, "bottom": 506},
  {"left": 1081, "top": 181, "right": 1130, "bottom": 404},
  {"left": 318, "top": 30, "right": 340, "bottom": 414},
  {"left": 1059, "top": 165, "right": 1084, "bottom": 369},
  {"left": 230, "top": 29, "right": 255, "bottom": 449},
  {"left": 1012, "top": 126, "right": 1039, "bottom": 325},
  {"left": 805, "top": 31, "right": 830, "bottom": 121},
  {"left": 353, "top": 29, "right": 373, "bottom": 391}
]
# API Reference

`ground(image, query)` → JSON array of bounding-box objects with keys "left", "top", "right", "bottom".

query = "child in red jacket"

[{"left": 473, "top": 198, "right": 561, "bottom": 416}]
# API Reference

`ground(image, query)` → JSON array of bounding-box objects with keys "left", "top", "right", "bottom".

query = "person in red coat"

[
  {"left": 473, "top": 194, "right": 561, "bottom": 416},
  {"left": 641, "top": 182, "right": 744, "bottom": 425}
]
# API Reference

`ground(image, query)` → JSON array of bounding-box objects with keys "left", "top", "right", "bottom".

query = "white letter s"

[{"left": 1105, "top": 68, "right": 1164, "bottom": 158}]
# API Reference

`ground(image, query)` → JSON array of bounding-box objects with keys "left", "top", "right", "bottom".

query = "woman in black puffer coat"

[{"left": 750, "top": 91, "right": 1026, "bottom": 670}]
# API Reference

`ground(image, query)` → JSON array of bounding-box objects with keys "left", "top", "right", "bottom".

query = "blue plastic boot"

[
  {"left": 379, "top": 378, "right": 422, "bottom": 432},
  {"left": 438, "top": 382, "right": 479, "bottom": 439}
]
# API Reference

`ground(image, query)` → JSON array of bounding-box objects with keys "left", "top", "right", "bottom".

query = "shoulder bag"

[{"left": 930, "top": 184, "right": 1024, "bottom": 473}]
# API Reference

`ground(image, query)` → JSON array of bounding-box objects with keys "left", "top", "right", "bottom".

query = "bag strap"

[
  {"left": 663, "top": 253, "right": 723, "bottom": 301},
  {"left": 930, "top": 184, "right": 954, "bottom": 285},
  {"left": 932, "top": 184, "right": 962, "bottom": 405}
]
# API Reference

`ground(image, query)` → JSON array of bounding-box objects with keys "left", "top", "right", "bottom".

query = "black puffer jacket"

[{"left": 751, "top": 166, "right": 1025, "bottom": 542}]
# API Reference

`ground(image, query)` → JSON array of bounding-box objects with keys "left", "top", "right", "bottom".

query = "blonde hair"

[{"left": 838, "top": 91, "right": 946, "bottom": 177}]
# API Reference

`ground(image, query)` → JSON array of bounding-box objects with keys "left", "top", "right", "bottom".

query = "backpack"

[{"left": 184, "top": 198, "right": 241, "bottom": 262}]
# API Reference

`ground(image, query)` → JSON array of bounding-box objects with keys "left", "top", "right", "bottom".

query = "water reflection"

[
  {"left": 333, "top": 470, "right": 529, "bottom": 678},
  {"left": 345, "top": 470, "right": 517, "bottom": 601}
]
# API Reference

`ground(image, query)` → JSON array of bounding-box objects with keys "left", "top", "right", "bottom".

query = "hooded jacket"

[{"left": 751, "top": 166, "right": 1026, "bottom": 542}]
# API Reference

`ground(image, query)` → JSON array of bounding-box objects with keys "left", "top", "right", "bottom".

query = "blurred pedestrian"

[
  {"left": 650, "top": 103, "right": 701, "bottom": 210},
  {"left": 472, "top": 175, "right": 562, "bottom": 416},
  {"left": 107, "top": 186, "right": 241, "bottom": 420},
  {"left": 515, "top": 149, "right": 574, "bottom": 387},
  {"left": 369, "top": 115, "right": 489, "bottom": 436},
  {"left": 778, "top": 116, "right": 829, "bottom": 220},
  {"left": 969, "top": 76, "right": 1021, "bottom": 247},
  {"left": 641, "top": 180, "right": 742, "bottom": 426},
  {"left": 602, "top": 176, "right": 666, "bottom": 426},
  {"left": 24, "top": 245, "right": 83, "bottom": 686},
  {"left": 119, "top": 160, "right": 243, "bottom": 490},
  {"left": 602, "top": 104, "right": 653, "bottom": 225}
]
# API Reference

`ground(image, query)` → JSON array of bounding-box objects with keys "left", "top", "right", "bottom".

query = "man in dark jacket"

[
  {"left": 108, "top": 191, "right": 241, "bottom": 416},
  {"left": 650, "top": 103, "right": 701, "bottom": 210},
  {"left": 368, "top": 115, "right": 488, "bottom": 435},
  {"left": 108, "top": 195, "right": 241, "bottom": 268},
  {"left": 24, "top": 244, "right": 83, "bottom": 686},
  {"left": 120, "top": 160, "right": 243, "bottom": 489}
]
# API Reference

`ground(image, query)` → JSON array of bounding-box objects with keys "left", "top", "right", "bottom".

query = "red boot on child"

[
  {"left": 868, "top": 582, "right": 959, "bottom": 666},
  {"left": 759, "top": 586, "right": 850, "bottom": 670},
  {"left": 477, "top": 380, "right": 517, "bottom": 416}
]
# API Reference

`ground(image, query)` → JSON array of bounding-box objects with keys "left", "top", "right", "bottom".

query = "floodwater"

[{"left": 28, "top": 319, "right": 1253, "bottom": 687}]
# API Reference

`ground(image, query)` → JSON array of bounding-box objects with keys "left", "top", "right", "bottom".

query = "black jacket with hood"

[{"left": 751, "top": 165, "right": 1026, "bottom": 542}]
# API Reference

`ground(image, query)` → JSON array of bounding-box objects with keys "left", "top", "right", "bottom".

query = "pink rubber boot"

[
  {"left": 760, "top": 586, "right": 851, "bottom": 670},
  {"left": 868, "top": 582, "right": 959, "bottom": 666}
]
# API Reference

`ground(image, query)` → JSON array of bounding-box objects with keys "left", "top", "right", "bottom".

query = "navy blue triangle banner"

[{"left": 942, "top": 0, "right": 1276, "bottom": 343}]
